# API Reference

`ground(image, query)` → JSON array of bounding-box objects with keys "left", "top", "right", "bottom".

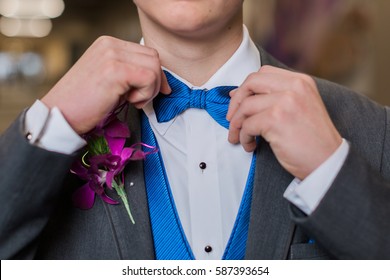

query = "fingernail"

[{"left": 229, "top": 89, "right": 237, "bottom": 97}]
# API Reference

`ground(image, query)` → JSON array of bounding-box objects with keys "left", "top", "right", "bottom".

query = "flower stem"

[{"left": 112, "top": 180, "right": 135, "bottom": 224}]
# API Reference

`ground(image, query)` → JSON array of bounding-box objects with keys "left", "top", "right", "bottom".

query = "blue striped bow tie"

[{"left": 153, "top": 71, "right": 238, "bottom": 129}]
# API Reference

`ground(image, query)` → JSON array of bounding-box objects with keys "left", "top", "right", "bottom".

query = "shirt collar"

[{"left": 143, "top": 25, "right": 261, "bottom": 135}]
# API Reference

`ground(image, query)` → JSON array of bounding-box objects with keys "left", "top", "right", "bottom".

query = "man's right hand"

[{"left": 41, "top": 36, "right": 171, "bottom": 135}]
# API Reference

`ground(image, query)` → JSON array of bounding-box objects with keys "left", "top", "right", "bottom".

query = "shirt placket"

[{"left": 186, "top": 109, "right": 224, "bottom": 259}]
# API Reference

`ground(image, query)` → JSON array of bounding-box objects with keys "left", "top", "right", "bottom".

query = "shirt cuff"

[
  {"left": 283, "top": 139, "right": 350, "bottom": 215},
  {"left": 24, "top": 100, "right": 86, "bottom": 155}
]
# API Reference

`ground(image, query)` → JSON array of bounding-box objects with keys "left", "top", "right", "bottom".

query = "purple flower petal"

[
  {"left": 130, "top": 143, "right": 158, "bottom": 157},
  {"left": 106, "top": 171, "right": 115, "bottom": 189},
  {"left": 90, "top": 175, "right": 105, "bottom": 195},
  {"left": 101, "top": 192, "right": 119, "bottom": 205},
  {"left": 130, "top": 150, "right": 146, "bottom": 161},
  {"left": 72, "top": 183, "right": 95, "bottom": 210},
  {"left": 105, "top": 119, "right": 130, "bottom": 138},
  {"left": 106, "top": 135, "right": 125, "bottom": 156},
  {"left": 69, "top": 101, "right": 154, "bottom": 220},
  {"left": 121, "top": 147, "right": 135, "bottom": 161},
  {"left": 94, "top": 112, "right": 117, "bottom": 132},
  {"left": 89, "top": 154, "right": 121, "bottom": 171},
  {"left": 70, "top": 160, "right": 88, "bottom": 179}
]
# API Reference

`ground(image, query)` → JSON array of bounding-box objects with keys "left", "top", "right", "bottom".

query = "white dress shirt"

[
  {"left": 143, "top": 26, "right": 259, "bottom": 259},
  {"left": 24, "top": 25, "right": 349, "bottom": 260}
]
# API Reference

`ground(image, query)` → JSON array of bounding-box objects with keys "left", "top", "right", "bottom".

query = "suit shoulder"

[
  {"left": 314, "top": 77, "right": 386, "bottom": 125},
  {"left": 315, "top": 77, "right": 389, "bottom": 170}
]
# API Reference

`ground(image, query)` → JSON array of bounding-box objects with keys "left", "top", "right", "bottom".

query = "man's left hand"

[{"left": 227, "top": 65, "right": 342, "bottom": 180}]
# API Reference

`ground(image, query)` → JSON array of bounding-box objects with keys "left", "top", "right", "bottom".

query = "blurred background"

[{"left": 0, "top": 0, "right": 389, "bottom": 132}]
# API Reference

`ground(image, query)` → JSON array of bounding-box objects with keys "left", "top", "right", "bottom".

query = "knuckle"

[
  {"left": 292, "top": 74, "right": 314, "bottom": 94},
  {"left": 103, "top": 48, "right": 117, "bottom": 60},
  {"left": 292, "top": 77, "right": 307, "bottom": 91},
  {"left": 273, "top": 94, "right": 300, "bottom": 121},
  {"left": 150, "top": 48, "right": 159, "bottom": 58},
  {"left": 259, "top": 65, "right": 273, "bottom": 73},
  {"left": 102, "top": 61, "right": 117, "bottom": 76},
  {"left": 241, "top": 119, "right": 251, "bottom": 132},
  {"left": 140, "top": 68, "right": 158, "bottom": 83},
  {"left": 230, "top": 88, "right": 243, "bottom": 101},
  {"left": 137, "top": 68, "right": 158, "bottom": 94},
  {"left": 144, "top": 47, "right": 159, "bottom": 58},
  {"left": 94, "top": 35, "right": 115, "bottom": 48},
  {"left": 151, "top": 56, "right": 162, "bottom": 70},
  {"left": 229, "top": 117, "right": 242, "bottom": 130},
  {"left": 240, "top": 97, "right": 253, "bottom": 114},
  {"left": 245, "top": 72, "right": 258, "bottom": 84},
  {"left": 301, "top": 73, "right": 315, "bottom": 84},
  {"left": 269, "top": 104, "right": 286, "bottom": 123},
  {"left": 241, "top": 73, "right": 259, "bottom": 91},
  {"left": 281, "top": 92, "right": 298, "bottom": 108},
  {"left": 241, "top": 119, "right": 257, "bottom": 140},
  {"left": 305, "top": 75, "right": 317, "bottom": 90}
]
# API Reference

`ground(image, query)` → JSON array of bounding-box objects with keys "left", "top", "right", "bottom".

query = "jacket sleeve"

[
  {"left": 289, "top": 107, "right": 390, "bottom": 259},
  {"left": 0, "top": 114, "right": 77, "bottom": 259}
]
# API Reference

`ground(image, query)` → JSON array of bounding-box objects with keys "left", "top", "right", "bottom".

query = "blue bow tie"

[{"left": 153, "top": 71, "right": 237, "bottom": 129}]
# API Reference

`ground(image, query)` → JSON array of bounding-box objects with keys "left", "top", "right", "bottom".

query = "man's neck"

[{"left": 140, "top": 17, "right": 243, "bottom": 86}]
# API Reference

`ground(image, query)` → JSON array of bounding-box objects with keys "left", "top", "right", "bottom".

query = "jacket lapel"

[
  {"left": 245, "top": 48, "right": 296, "bottom": 259},
  {"left": 103, "top": 108, "right": 155, "bottom": 259},
  {"left": 245, "top": 138, "right": 295, "bottom": 259}
]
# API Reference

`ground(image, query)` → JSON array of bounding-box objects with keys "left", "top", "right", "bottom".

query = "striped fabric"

[
  {"left": 142, "top": 111, "right": 257, "bottom": 260},
  {"left": 223, "top": 153, "right": 256, "bottom": 260},
  {"left": 142, "top": 114, "right": 195, "bottom": 260},
  {"left": 153, "top": 71, "right": 237, "bottom": 129}
]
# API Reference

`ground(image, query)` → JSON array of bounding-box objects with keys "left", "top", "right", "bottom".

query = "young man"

[{"left": 0, "top": 0, "right": 389, "bottom": 259}]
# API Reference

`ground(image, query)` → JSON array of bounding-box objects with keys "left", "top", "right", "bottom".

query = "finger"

[
  {"left": 108, "top": 51, "right": 164, "bottom": 96},
  {"left": 226, "top": 69, "right": 292, "bottom": 121},
  {"left": 239, "top": 72, "right": 290, "bottom": 94},
  {"left": 238, "top": 68, "right": 317, "bottom": 101},
  {"left": 228, "top": 93, "right": 269, "bottom": 144},
  {"left": 226, "top": 89, "right": 238, "bottom": 121},
  {"left": 93, "top": 36, "right": 160, "bottom": 57},
  {"left": 240, "top": 135, "right": 257, "bottom": 152},
  {"left": 227, "top": 71, "right": 311, "bottom": 122},
  {"left": 259, "top": 65, "right": 314, "bottom": 80},
  {"left": 228, "top": 94, "right": 258, "bottom": 144},
  {"left": 239, "top": 114, "right": 263, "bottom": 152},
  {"left": 107, "top": 50, "right": 160, "bottom": 69},
  {"left": 126, "top": 84, "right": 158, "bottom": 105},
  {"left": 229, "top": 88, "right": 238, "bottom": 97},
  {"left": 226, "top": 87, "right": 254, "bottom": 121},
  {"left": 121, "top": 65, "right": 161, "bottom": 104},
  {"left": 228, "top": 114, "right": 242, "bottom": 145},
  {"left": 160, "top": 69, "right": 172, "bottom": 95},
  {"left": 228, "top": 93, "right": 280, "bottom": 144},
  {"left": 132, "top": 100, "right": 149, "bottom": 109}
]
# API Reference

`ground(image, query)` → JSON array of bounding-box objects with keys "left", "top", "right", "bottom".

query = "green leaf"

[
  {"left": 112, "top": 180, "right": 135, "bottom": 224},
  {"left": 87, "top": 136, "right": 110, "bottom": 156}
]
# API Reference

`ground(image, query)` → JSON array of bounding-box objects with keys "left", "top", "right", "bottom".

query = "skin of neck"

[{"left": 138, "top": 8, "right": 244, "bottom": 86}]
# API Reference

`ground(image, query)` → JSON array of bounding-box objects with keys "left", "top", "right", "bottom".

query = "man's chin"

[{"left": 163, "top": 21, "right": 223, "bottom": 40}]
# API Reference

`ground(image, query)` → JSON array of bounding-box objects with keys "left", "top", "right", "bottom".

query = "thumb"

[{"left": 160, "top": 69, "right": 172, "bottom": 95}]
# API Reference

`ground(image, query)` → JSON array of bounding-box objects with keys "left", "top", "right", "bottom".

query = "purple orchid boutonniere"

[{"left": 70, "top": 103, "right": 156, "bottom": 224}]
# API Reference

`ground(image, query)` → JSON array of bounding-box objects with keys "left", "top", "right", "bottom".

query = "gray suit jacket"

[{"left": 1, "top": 49, "right": 390, "bottom": 259}]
